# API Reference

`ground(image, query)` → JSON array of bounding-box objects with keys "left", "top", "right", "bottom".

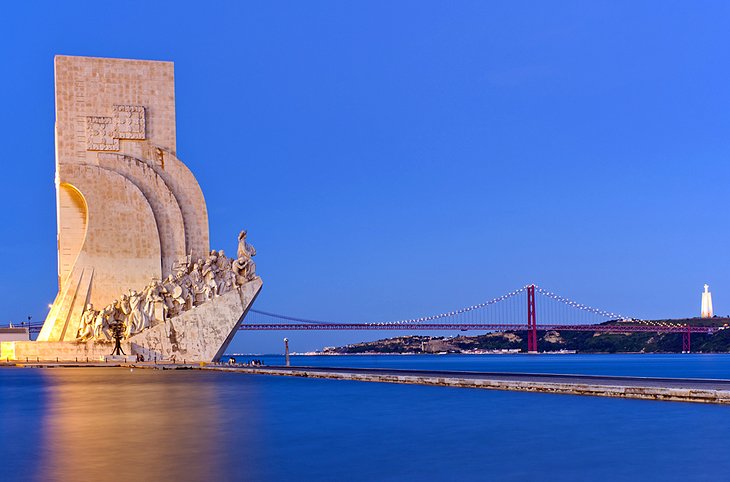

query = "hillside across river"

[{"left": 321, "top": 318, "right": 730, "bottom": 354}]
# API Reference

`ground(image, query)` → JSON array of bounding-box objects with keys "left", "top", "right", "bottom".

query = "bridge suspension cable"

[
  {"left": 534, "top": 286, "right": 633, "bottom": 322},
  {"left": 245, "top": 284, "right": 636, "bottom": 328},
  {"left": 252, "top": 287, "right": 528, "bottom": 326}
]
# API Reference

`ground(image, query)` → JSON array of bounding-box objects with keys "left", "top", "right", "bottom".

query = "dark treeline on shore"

[{"left": 324, "top": 318, "right": 730, "bottom": 354}]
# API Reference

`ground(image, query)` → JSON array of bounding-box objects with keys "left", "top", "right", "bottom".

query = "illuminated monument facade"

[
  {"left": 0, "top": 55, "right": 262, "bottom": 362},
  {"left": 701, "top": 284, "right": 713, "bottom": 319}
]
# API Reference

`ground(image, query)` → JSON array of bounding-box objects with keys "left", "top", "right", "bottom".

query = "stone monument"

[
  {"left": 701, "top": 284, "right": 713, "bottom": 319},
  {"left": 0, "top": 55, "right": 262, "bottom": 363}
]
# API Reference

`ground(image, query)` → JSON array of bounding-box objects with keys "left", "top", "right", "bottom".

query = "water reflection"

[
  {"left": 34, "top": 369, "right": 259, "bottom": 481},
  {"left": 5, "top": 357, "right": 730, "bottom": 480}
]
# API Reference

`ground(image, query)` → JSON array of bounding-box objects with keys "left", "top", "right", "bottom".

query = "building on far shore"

[
  {"left": 0, "top": 328, "right": 30, "bottom": 342},
  {"left": 701, "top": 284, "right": 714, "bottom": 318}
]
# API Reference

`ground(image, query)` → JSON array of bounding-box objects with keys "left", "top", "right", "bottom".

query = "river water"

[{"left": 2, "top": 354, "right": 729, "bottom": 481}]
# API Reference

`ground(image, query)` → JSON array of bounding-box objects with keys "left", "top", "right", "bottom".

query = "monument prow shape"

[{"left": 2, "top": 55, "right": 262, "bottom": 363}]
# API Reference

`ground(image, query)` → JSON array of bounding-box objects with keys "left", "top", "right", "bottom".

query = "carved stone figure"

[
  {"left": 72, "top": 233, "right": 261, "bottom": 342},
  {"left": 76, "top": 304, "right": 97, "bottom": 341},
  {"left": 176, "top": 272, "right": 194, "bottom": 311},
  {"left": 208, "top": 249, "right": 219, "bottom": 266},
  {"left": 121, "top": 294, "right": 134, "bottom": 338},
  {"left": 202, "top": 260, "right": 218, "bottom": 299},
  {"left": 128, "top": 290, "right": 148, "bottom": 335},
  {"left": 238, "top": 230, "right": 256, "bottom": 259},
  {"left": 189, "top": 263, "right": 206, "bottom": 305},
  {"left": 237, "top": 230, "right": 257, "bottom": 280},
  {"left": 105, "top": 299, "right": 126, "bottom": 339},
  {"left": 94, "top": 304, "right": 113, "bottom": 341},
  {"left": 216, "top": 250, "right": 229, "bottom": 270},
  {"left": 162, "top": 275, "right": 181, "bottom": 317},
  {"left": 143, "top": 280, "right": 165, "bottom": 325},
  {"left": 231, "top": 257, "right": 249, "bottom": 286},
  {"left": 220, "top": 269, "right": 237, "bottom": 295}
]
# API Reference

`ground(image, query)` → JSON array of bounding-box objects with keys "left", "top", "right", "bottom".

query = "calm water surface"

[
  {"left": 2, "top": 354, "right": 730, "bottom": 481},
  {"left": 245, "top": 353, "right": 730, "bottom": 379}
]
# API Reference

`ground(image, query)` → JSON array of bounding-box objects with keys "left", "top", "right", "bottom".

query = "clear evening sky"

[{"left": 1, "top": 1, "right": 729, "bottom": 353}]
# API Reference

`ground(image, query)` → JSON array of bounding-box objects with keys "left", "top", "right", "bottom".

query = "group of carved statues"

[{"left": 76, "top": 231, "right": 257, "bottom": 342}]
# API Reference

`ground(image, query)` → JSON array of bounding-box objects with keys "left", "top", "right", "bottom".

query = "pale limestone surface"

[
  {"left": 0, "top": 328, "right": 30, "bottom": 342},
  {"left": 27, "top": 55, "right": 261, "bottom": 363},
  {"left": 2, "top": 280, "right": 262, "bottom": 363},
  {"left": 1, "top": 340, "right": 123, "bottom": 362},
  {"left": 73, "top": 248, "right": 259, "bottom": 344},
  {"left": 129, "top": 278, "right": 262, "bottom": 362},
  {"left": 39, "top": 56, "right": 211, "bottom": 343}
]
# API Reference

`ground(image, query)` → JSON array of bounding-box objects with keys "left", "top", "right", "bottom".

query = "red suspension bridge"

[
  {"left": 242, "top": 284, "right": 712, "bottom": 353},
  {"left": 7, "top": 284, "right": 714, "bottom": 353}
]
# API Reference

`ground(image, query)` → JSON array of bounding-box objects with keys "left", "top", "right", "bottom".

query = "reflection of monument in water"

[
  {"left": 0, "top": 55, "right": 262, "bottom": 362},
  {"left": 701, "top": 284, "right": 713, "bottom": 318},
  {"left": 35, "top": 370, "right": 263, "bottom": 480}
]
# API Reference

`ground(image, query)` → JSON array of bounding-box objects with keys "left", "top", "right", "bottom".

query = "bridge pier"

[{"left": 682, "top": 325, "right": 691, "bottom": 354}]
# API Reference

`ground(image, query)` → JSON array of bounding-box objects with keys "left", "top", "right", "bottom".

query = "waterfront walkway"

[
  {"left": 4, "top": 361, "right": 730, "bottom": 404},
  {"left": 205, "top": 365, "right": 730, "bottom": 404}
]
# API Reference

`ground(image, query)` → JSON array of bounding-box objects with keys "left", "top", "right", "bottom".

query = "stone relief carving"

[
  {"left": 235, "top": 230, "right": 257, "bottom": 283},
  {"left": 76, "top": 304, "right": 97, "bottom": 341},
  {"left": 113, "top": 104, "right": 146, "bottom": 140},
  {"left": 85, "top": 116, "right": 119, "bottom": 151},
  {"left": 76, "top": 231, "right": 258, "bottom": 342},
  {"left": 85, "top": 105, "right": 146, "bottom": 150}
]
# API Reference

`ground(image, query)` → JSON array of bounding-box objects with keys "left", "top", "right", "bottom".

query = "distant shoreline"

[{"left": 226, "top": 350, "right": 722, "bottom": 357}]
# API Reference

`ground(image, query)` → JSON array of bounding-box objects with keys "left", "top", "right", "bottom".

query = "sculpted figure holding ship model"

[{"left": 236, "top": 230, "right": 257, "bottom": 282}]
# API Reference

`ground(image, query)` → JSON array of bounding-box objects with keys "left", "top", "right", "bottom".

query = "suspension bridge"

[
  {"left": 6, "top": 284, "right": 715, "bottom": 353},
  {"left": 242, "top": 284, "right": 711, "bottom": 353}
]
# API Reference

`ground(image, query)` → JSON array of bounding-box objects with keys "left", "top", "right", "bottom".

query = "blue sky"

[{"left": 1, "top": 1, "right": 729, "bottom": 353}]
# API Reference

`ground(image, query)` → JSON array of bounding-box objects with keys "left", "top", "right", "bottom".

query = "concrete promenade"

[
  {"left": 205, "top": 365, "right": 730, "bottom": 404},
  {"left": 4, "top": 361, "right": 730, "bottom": 404}
]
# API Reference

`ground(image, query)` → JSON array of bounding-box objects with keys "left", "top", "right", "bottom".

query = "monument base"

[
  {"left": 106, "top": 355, "right": 137, "bottom": 363},
  {"left": 0, "top": 340, "right": 121, "bottom": 362},
  {"left": 0, "top": 278, "right": 262, "bottom": 363}
]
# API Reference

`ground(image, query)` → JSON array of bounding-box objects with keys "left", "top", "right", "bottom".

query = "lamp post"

[
  {"left": 284, "top": 338, "right": 290, "bottom": 367},
  {"left": 110, "top": 321, "right": 126, "bottom": 357}
]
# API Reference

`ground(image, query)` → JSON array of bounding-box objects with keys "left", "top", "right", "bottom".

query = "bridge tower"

[
  {"left": 527, "top": 284, "right": 538, "bottom": 353},
  {"left": 682, "top": 325, "right": 691, "bottom": 354}
]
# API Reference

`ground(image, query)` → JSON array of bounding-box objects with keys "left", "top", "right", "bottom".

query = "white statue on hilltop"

[{"left": 701, "top": 284, "right": 714, "bottom": 318}]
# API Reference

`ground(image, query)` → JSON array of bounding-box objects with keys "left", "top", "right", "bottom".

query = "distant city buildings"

[{"left": 701, "top": 284, "right": 714, "bottom": 318}]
